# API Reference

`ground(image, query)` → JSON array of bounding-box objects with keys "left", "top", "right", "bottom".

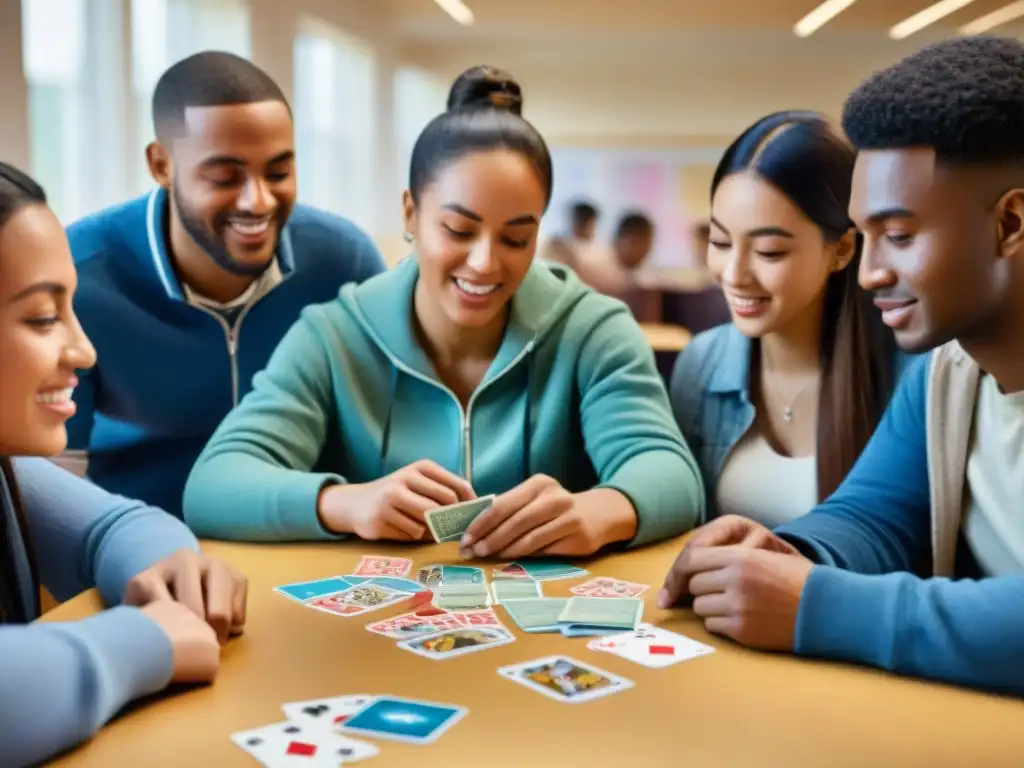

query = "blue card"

[
  {"left": 362, "top": 576, "right": 423, "bottom": 593},
  {"left": 341, "top": 696, "right": 467, "bottom": 744},
  {"left": 274, "top": 576, "right": 353, "bottom": 602}
]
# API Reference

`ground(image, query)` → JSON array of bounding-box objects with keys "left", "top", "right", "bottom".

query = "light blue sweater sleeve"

[
  {"left": 774, "top": 358, "right": 1024, "bottom": 696},
  {"left": 1, "top": 458, "right": 200, "bottom": 767}
]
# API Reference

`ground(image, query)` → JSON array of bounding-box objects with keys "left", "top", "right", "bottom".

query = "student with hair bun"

[{"left": 184, "top": 66, "right": 704, "bottom": 557}]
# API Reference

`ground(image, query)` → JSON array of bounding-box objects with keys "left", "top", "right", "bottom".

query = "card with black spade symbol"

[
  {"left": 280, "top": 694, "right": 377, "bottom": 735},
  {"left": 230, "top": 720, "right": 379, "bottom": 765}
]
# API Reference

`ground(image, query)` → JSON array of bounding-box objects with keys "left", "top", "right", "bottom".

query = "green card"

[
  {"left": 558, "top": 596, "right": 643, "bottom": 631},
  {"left": 492, "top": 578, "right": 542, "bottom": 604},
  {"left": 515, "top": 561, "right": 588, "bottom": 581},
  {"left": 502, "top": 597, "right": 569, "bottom": 632},
  {"left": 425, "top": 496, "right": 495, "bottom": 543}
]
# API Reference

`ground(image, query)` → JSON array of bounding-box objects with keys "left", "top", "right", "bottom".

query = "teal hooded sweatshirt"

[{"left": 183, "top": 258, "right": 704, "bottom": 546}]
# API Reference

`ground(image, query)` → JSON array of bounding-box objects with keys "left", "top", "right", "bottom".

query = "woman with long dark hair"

[
  {"left": 670, "top": 111, "right": 907, "bottom": 524},
  {"left": 0, "top": 162, "right": 247, "bottom": 766}
]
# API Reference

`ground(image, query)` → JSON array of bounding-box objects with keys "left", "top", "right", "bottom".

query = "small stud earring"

[{"left": 403, "top": 231, "right": 414, "bottom": 244}]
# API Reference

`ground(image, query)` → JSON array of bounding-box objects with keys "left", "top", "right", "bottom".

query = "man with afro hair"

[{"left": 659, "top": 36, "right": 1024, "bottom": 697}]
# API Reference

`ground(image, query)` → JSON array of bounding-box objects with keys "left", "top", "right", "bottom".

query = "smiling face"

[
  {"left": 0, "top": 204, "right": 96, "bottom": 456},
  {"left": 404, "top": 148, "right": 546, "bottom": 331},
  {"left": 147, "top": 100, "right": 296, "bottom": 276},
  {"left": 708, "top": 172, "right": 852, "bottom": 339},
  {"left": 850, "top": 148, "right": 1015, "bottom": 353}
]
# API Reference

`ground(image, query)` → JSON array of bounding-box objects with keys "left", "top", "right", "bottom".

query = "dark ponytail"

[
  {"left": 712, "top": 111, "right": 897, "bottom": 500},
  {"left": 0, "top": 162, "right": 47, "bottom": 623},
  {"left": 409, "top": 65, "right": 552, "bottom": 207}
]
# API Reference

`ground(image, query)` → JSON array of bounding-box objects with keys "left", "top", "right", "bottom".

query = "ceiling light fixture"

[
  {"left": 435, "top": 0, "right": 474, "bottom": 25},
  {"left": 793, "top": 0, "right": 859, "bottom": 37},
  {"left": 889, "top": 0, "right": 979, "bottom": 39},
  {"left": 961, "top": 0, "right": 1024, "bottom": 33}
]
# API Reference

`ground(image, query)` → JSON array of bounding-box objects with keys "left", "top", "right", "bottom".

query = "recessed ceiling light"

[
  {"left": 889, "top": 0, "right": 979, "bottom": 40},
  {"left": 961, "top": 0, "right": 1024, "bottom": 34},
  {"left": 435, "top": 0, "right": 474, "bottom": 25},
  {"left": 793, "top": 0, "right": 860, "bottom": 37}
]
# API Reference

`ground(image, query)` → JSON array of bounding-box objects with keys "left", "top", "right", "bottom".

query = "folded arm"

[
  {"left": 577, "top": 309, "right": 705, "bottom": 546},
  {"left": 183, "top": 308, "right": 345, "bottom": 541}
]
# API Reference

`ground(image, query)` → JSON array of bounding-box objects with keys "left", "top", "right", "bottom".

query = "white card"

[
  {"left": 497, "top": 655, "right": 634, "bottom": 703},
  {"left": 230, "top": 720, "right": 375, "bottom": 766},
  {"left": 280, "top": 694, "right": 378, "bottom": 736},
  {"left": 397, "top": 626, "right": 515, "bottom": 660},
  {"left": 587, "top": 623, "right": 715, "bottom": 668}
]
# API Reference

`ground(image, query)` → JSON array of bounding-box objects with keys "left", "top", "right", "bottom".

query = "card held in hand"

[{"left": 425, "top": 495, "right": 495, "bottom": 543}]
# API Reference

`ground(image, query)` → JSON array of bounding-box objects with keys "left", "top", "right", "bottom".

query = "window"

[
  {"left": 22, "top": 0, "right": 127, "bottom": 222},
  {"left": 393, "top": 66, "right": 446, "bottom": 200},
  {"left": 130, "top": 0, "right": 252, "bottom": 195},
  {"left": 293, "top": 20, "right": 377, "bottom": 232}
]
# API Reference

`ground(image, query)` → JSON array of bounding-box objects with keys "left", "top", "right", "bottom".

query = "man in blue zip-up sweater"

[
  {"left": 65, "top": 51, "right": 385, "bottom": 517},
  {"left": 658, "top": 36, "right": 1024, "bottom": 697}
]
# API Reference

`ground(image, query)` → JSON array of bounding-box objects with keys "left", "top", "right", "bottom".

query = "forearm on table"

[
  {"left": 574, "top": 487, "right": 639, "bottom": 548},
  {"left": 184, "top": 454, "right": 344, "bottom": 542},
  {"left": 598, "top": 449, "right": 704, "bottom": 547},
  {"left": 0, "top": 607, "right": 172, "bottom": 767},
  {"left": 795, "top": 567, "right": 1024, "bottom": 696}
]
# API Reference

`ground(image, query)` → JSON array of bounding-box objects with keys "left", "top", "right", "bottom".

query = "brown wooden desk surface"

[
  {"left": 640, "top": 322, "right": 692, "bottom": 353},
  {"left": 44, "top": 538, "right": 1023, "bottom": 767}
]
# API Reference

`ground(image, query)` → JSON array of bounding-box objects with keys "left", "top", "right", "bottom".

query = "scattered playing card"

[
  {"left": 231, "top": 720, "right": 376, "bottom": 765},
  {"left": 424, "top": 495, "right": 495, "bottom": 543},
  {"left": 501, "top": 598, "right": 569, "bottom": 633},
  {"left": 558, "top": 596, "right": 643, "bottom": 633},
  {"left": 455, "top": 608, "right": 502, "bottom": 626},
  {"left": 341, "top": 696, "right": 467, "bottom": 745},
  {"left": 357, "top": 576, "right": 422, "bottom": 593},
  {"left": 273, "top": 576, "right": 353, "bottom": 603},
  {"left": 498, "top": 655, "right": 634, "bottom": 704},
  {"left": 397, "top": 626, "right": 515, "bottom": 660},
  {"left": 307, "top": 584, "right": 408, "bottom": 617},
  {"left": 491, "top": 578, "right": 542, "bottom": 603},
  {"left": 570, "top": 577, "right": 649, "bottom": 598},
  {"left": 513, "top": 560, "right": 588, "bottom": 582},
  {"left": 492, "top": 563, "right": 530, "bottom": 579},
  {"left": 588, "top": 623, "right": 716, "bottom": 668},
  {"left": 416, "top": 565, "right": 444, "bottom": 588},
  {"left": 280, "top": 694, "right": 378, "bottom": 734},
  {"left": 354, "top": 556, "right": 412, "bottom": 577}
]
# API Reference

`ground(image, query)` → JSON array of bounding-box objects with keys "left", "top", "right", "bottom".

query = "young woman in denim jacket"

[{"left": 670, "top": 111, "right": 906, "bottom": 525}]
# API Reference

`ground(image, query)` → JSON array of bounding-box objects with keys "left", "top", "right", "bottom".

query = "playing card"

[
  {"left": 273, "top": 576, "right": 353, "bottom": 603},
  {"left": 588, "top": 624, "right": 716, "bottom": 668},
  {"left": 492, "top": 563, "right": 530, "bottom": 579},
  {"left": 514, "top": 560, "right": 588, "bottom": 581},
  {"left": 365, "top": 612, "right": 445, "bottom": 638},
  {"left": 501, "top": 597, "right": 569, "bottom": 633},
  {"left": 439, "top": 565, "right": 484, "bottom": 584},
  {"left": 341, "top": 696, "right": 467, "bottom": 745},
  {"left": 397, "top": 626, "right": 516, "bottom": 660},
  {"left": 280, "top": 695, "right": 378, "bottom": 734},
  {"left": 353, "top": 556, "right": 412, "bottom": 577},
  {"left": 356, "top": 576, "right": 422, "bottom": 593},
  {"left": 307, "top": 584, "right": 408, "bottom": 617},
  {"left": 417, "top": 565, "right": 444, "bottom": 588},
  {"left": 424, "top": 495, "right": 495, "bottom": 543},
  {"left": 491, "top": 578, "right": 542, "bottom": 603},
  {"left": 455, "top": 608, "right": 502, "bottom": 626},
  {"left": 558, "top": 596, "right": 643, "bottom": 632},
  {"left": 231, "top": 720, "right": 375, "bottom": 766},
  {"left": 570, "top": 577, "right": 649, "bottom": 598},
  {"left": 498, "top": 655, "right": 634, "bottom": 704}
]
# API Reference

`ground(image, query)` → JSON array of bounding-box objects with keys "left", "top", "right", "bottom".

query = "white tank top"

[{"left": 716, "top": 430, "right": 818, "bottom": 528}]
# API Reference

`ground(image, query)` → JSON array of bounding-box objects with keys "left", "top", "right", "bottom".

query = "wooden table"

[
  {"left": 640, "top": 322, "right": 693, "bottom": 353},
  {"left": 44, "top": 538, "right": 1024, "bottom": 767}
]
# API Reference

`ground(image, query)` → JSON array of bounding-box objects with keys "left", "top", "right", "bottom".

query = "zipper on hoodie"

[
  {"left": 191, "top": 300, "right": 257, "bottom": 407},
  {"left": 378, "top": 340, "right": 535, "bottom": 485}
]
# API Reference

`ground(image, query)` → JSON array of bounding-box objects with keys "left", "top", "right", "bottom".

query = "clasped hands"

[
  {"left": 318, "top": 460, "right": 637, "bottom": 559},
  {"left": 657, "top": 515, "right": 816, "bottom": 651}
]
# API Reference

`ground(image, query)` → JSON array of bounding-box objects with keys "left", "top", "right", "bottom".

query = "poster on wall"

[{"left": 544, "top": 147, "right": 721, "bottom": 269}]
